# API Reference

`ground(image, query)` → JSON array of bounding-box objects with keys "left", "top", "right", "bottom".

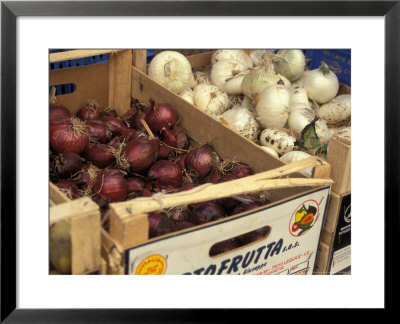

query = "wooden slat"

[
  {"left": 314, "top": 241, "right": 331, "bottom": 274},
  {"left": 49, "top": 182, "right": 70, "bottom": 205},
  {"left": 49, "top": 197, "right": 98, "bottom": 225},
  {"left": 186, "top": 51, "right": 214, "bottom": 69},
  {"left": 327, "top": 136, "right": 351, "bottom": 194},
  {"left": 49, "top": 49, "right": 123, "bottom": 63},
  {"left": 100, "top": 228, "right": 125, "bottom": 274},
  {"left": 108, "top": 50, "right": 133, "bottom": 116},
  {"left": 133, "top": 49, "right": 148, "bottom": 73},
  {"left": 111, "top": 156, "right": 332, "bottom": 218}
]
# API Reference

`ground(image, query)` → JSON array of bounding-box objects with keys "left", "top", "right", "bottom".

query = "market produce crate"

[
  {"left": 50, "top": 49, "right": 333, "bottom": 275},
  {"left": 49, "top": 183, "right": 101, "bottom": 274},
  {"left": 314, "top": 191, "right": 351, "bottom": 274}
]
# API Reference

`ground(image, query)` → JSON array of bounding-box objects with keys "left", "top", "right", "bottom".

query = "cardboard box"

[
  {"left": 315, "top": 191, "right": 351, "bottom": 274},
  {"left": 49, "top": 49, "right": 333, "bottom": 275}
]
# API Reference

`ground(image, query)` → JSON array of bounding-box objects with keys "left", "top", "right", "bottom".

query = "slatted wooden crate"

[
  {"left": 49, "top": 49, "right": 333, "bottom": 275},
  {"left": 49, "top": 183, "right": 102, "bottom": 274}
]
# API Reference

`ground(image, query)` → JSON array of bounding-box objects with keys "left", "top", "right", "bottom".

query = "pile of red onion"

[{"left": 49, "top": 96, "right": 270, "bottom": 246}]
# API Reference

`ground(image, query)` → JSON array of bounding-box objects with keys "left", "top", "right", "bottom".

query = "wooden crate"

[
  {"left": 327, "top": 130, "right": 351, "bottom": 195},
  {"left": 49, "top": 183, "right": 101, "bottom": 274},
  {"left": 50, "top": 49, "right": 333, "bottom": 275}
]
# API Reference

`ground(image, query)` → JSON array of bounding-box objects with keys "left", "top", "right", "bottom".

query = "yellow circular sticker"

[{"left": 135, "top": 254, "right": 167, "bottom": 275}]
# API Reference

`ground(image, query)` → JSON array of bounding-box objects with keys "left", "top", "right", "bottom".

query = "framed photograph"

[{"left": 1, "top": 0, "right": 397, "bottom": 321}]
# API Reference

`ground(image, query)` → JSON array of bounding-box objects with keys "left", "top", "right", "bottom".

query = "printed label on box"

[
  {"left": 124, "top": 187, "right": 330, "bottom": 275},
  {"left": 329, "top": 193, "right": 351, "bottom": 274}
]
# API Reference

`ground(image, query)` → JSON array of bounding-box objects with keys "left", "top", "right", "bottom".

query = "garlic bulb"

[
  {"left": 304, "top": 62, "right": 339, "bottom": 104},
  {"left": 272, "top": 49, "right": 306, "bottom": 81},
  {"left": 219, "top": 106, "right": 259, "bottom": 141},
  {"left": 288, "top": 107, "right": 332, "bottom": 144},
  {"left": 179, "top": 88, "right": 195, "bottom": 105},
  {"left": 318, "top": 94, "right": 351, "bottom": 124},
  {"left": 148, "top": 51, "right": 193, "bottom": 94},
  {"left": 193, "top": 84, "right": 229, "bottom": 117},
  {"left": 210, "top": 60, "right": 249, "bottom": 90},
  {"left": 259, "top": 128, "right": 296, "bottom": 155},
  {"left": 211, "top": 49, "right": 253, "bottom": 70},
  {"left": 260, "top": 145, "right": 279, "bottom": 158},
  {"left": 224, "top": 70, "right": 250, "bottom": 95},
  {"left": 254, "top": 84, "right": 291, "bottom": 129},
  {"left": 280, "top": 151, "right": 313, "bottom": 177},
  {"left": 193, "top": 71, "right": 211, "bottom": 87}
]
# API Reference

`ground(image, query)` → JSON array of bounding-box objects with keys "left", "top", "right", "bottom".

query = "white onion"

[
  {"left": 280, "top": 151, "right": 313, "bottom": 177},
  {"left": 292, "top": 70, "right": 311, "bottom": 88},
  {"left": 241, "top": 96, "right": 255, "bottom": 112},
  {"left": 304, "top": 62, "right": 339, "bottom": 104},
  {"left": 193, "top": 84, "right": 229, "bottom": 117},
  {"left": 241, "top": 66, "right": 291, "bottom": 100},
  {"left": 259, "top": 128, "right": 296, "bottom": 155},
  {"left": 260, "top": 145, "right": 279, "bottom": 158},
  {"left": 218, "top": 106, "right": 260, "bottom": 140},
  {"left": 289, "top": 86, "right": 311, "bottom": 111},
  {"left": 179, "top": 88, "right": 195, "bottom": 105},
  {"left": 211, "top": 49, "right": 253, "bottom": 70},
  {"left": 254, "top": 84, "right": 291, "bottom": 128},
  {"left": 272, "top": 49, "right": 306, "bottom": 81},
  {"left": 248, "top": 49, "right": 273, "bottom": 67},
  {"left": 224, "top": 70, "right": 250, "bottom": 95},
  {"left": 148, "top": 51, "right": 193, "bottom": 94},
  {"left": 210, "top": 60, "right": 249, "bottom": 90},
  {"left": 288, "top": 107, "right": 332, "bottom": 144},
  {"left": 318, "top": 94, "right": 351, "bottom": 124}
]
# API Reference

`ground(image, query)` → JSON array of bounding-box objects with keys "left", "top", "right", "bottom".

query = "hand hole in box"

[
  {"left": 209, "top": 225, "right": 271, "bottom": 257},
  {"left": 49, "top": 83, "right": 77, "bottom": 96}
]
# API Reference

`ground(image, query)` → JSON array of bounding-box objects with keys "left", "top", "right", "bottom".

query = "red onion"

[
  {"left": 119, "top": 127, "right": 137, "bottom": 142},
  {"left": 148, "top": 160, "right": 183, "bottom": 188},
  {"left": 205, "top": 168, "right": 221, "bottom": 184},
  {"left": 51, "top": 151, "right": 83, "bottom": 178},
  {"left": 86, "top": 120, "right": 112, "bottom": 144},
  {"left": 161, "top": 127, "right": 177, "bottom": 147},
  {"left": 236, "top": 226, "right": 270, "bottom": 245},
  {"left": 101, "top": 115, "right": 127, "bottom": 136},
  {"left": 131, "top": 109, "right": 146, "bottom": 131},
  {"left": 232, "top": 201, "right": 263, "bottom": 215},
  {"left": 50, "top": 117, "right": 89, "bottom": 154},
  {"left": 123, "top": 137, "right": 159, "bottom": 173},
  {"left": 209, "top": 239, "right": 240, "bottom": 257},
  {"left": 55, "top": 180, "right": 80, "bottom": 200},
  {"left": 172, "top": 125, "right": 189, "bottom": 149},
  {"left": 170, "top": 208, "right": 189, "bottom": 223},
  {"left": 141, "top": 188, "right": 153, "bottom": 197},
  {"left": 189, "top": 201, "right": 225, "bottom": 225},
  {"left": 74, "top": 163, "right": 100, "bottom": 189},
  {"left": 176, "top": 221, "right": 195, "bottom": 230},
  {"left": 145, "top": 99, "right": 178, "bottom": 133},
  {"left": 77, "top": 99, "right": 100, "bottom": 121},
  {"left": 49, "top": 105, "right": 71, "bottom": 123},
  {"left": 126, "top": 177, "right": 145, "bottom": 193},
  {"left": 219, "top": 172, "right": 237, "bottom": 183},
  {"left": 158, "top": 145, "right": 173, "bottom": 160},
  {"left": 175, "top": 154, "right": 187, "bottom": 170},
  {"left": 85, "top": 143, "right": 115, "bottom": 168},
  {"left": 148, "top": 212, "right": 177, "bottom": 238},
  {"left": 92, "top": 170, "right": 128, "bottom": 202},
  {"left": 185, "top": 145, "right": 217, "bottom": 178},
  {"left": 231, "top": 162, "right": 254, "bottom": 178}
]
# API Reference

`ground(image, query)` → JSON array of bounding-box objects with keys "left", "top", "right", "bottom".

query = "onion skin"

[
  {"left": 145, "top": 99, "right": 178, "bottom": 133},
  {"left": 77, "top": 106, "right": 99, "bottom": 121},
  {"left": 101, "top": 115, "right": 127, "bottom": 136},
  {"left": 231, "top": 162, "right": 254, "bottom": 178},
  {"left": 172, "top": 125, "right": 190, "bottom": 149},
  {"left": 93, "top": 171, "right": 128, "bottom": 202},
  {"left": 189, "top": 201, "right": 226, "bottom": 225},
  {"left": 55, "top": 180, "right": 81, "bottom": 200},
  {"left": 148, "top": 160, "right": 183, "bottom": 188},
  {"left": 50, "top": 118, "right": 89, "bottom": 154},
  {"left": 123, "top": 137, "right": 159, "bottom": 173},
  {"left": 85, "top": 143, "right": 115, "bottom": 169}
]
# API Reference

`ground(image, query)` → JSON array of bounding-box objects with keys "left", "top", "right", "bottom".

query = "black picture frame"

[{"left": 1, "top": 0, "right": 397, "bottom": 322}]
